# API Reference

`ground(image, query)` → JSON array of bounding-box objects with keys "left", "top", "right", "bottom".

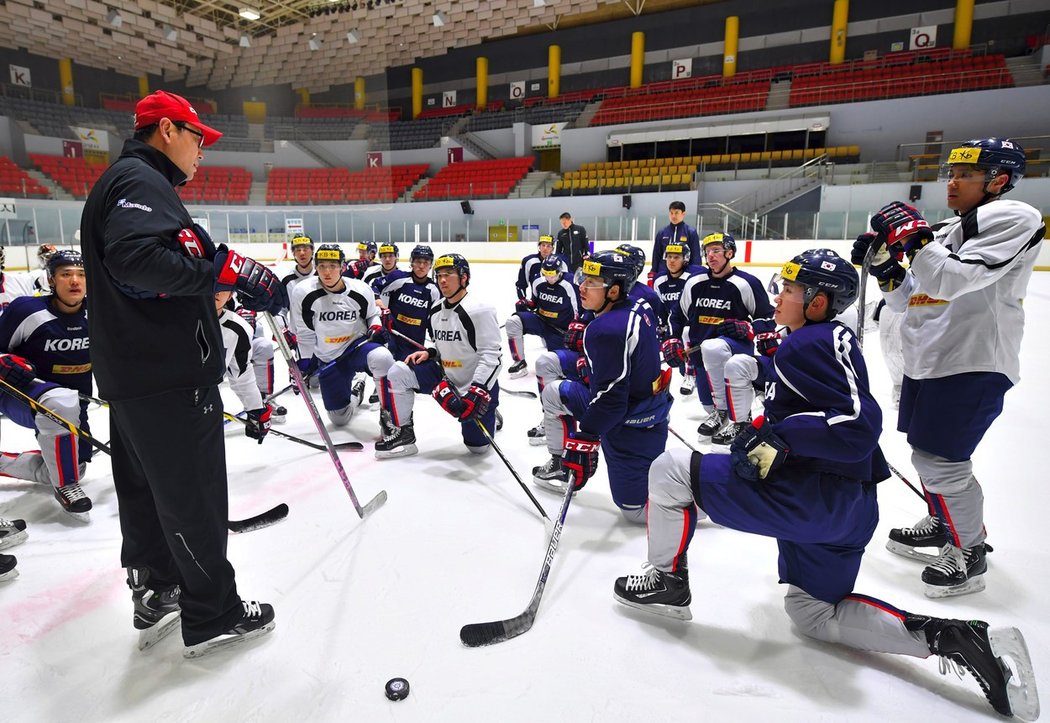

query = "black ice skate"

[
  {"left": 532, "top": 455, "right": 569, "bottom": 493},
  {"left": 270, "top": 404, "right": 288, "bottom": 425},
  {"left": 527, "top": 422, "right": 546, "bottom": 446},
  {"left": 886, "top": 514, "right": 948, "bottom": 563},
  {"left": 0, "top": 518, "right": 28, "bottom": 551},
  {"left": 54, "top": 483, "right": 92, "bottom": 522},
  {"left": 508, "top": 359, "right": 528, "bottom": 378},
  {"left": 697, "top": 410, "right": 727, "bottom": 439},
  {"left": 711, "top": 417, "right": 749, "bottom": 446},
  {"left": 495, "top": 410, "right": 504, "bottom": 432},
  {"left": 907, "top": 615, "right": 1040, "bottom": 721},
  {"left": 613, "top": 563, "right": 692, "bottom": 621},
  {"left": 375, "top": 420, "right": 417, "bottom": 459},
  {"left": 127, "top": 567, "right": 182, "bottom": 651},
  {"left": 368, "top": 386, "right": 380, "bottom": 407},
  {"left": 679, "top": 374, "right": 695, "bottom": 396},
  {"left": 183, "top": 600, "right": 275, "bottom": 659},
  {"left": 0, "top": 553, "right": 17, "bottom": 582},
  {"left": 922, "top": 543, "right": 988, "bottom": 599}
]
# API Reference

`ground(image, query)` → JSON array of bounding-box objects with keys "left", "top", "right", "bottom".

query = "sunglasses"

[{"left": 173, "top": 121, "right": 205, "bottom": 148}]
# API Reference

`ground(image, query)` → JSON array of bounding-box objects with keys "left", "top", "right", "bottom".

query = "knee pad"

[
  {"left": 534, "top": 352, "right": 562, "bottom": 382},
  {"left": 465, "top": 443, "right": 490, "bottom": 456},
  {"left": 619, "top": 504, "right": 647, "bottom": 525},
  {"left": 36, "top": 388, "right": 81, "bottom": 433},
  {"left": 647, "top": 449, "right": 696, "bottom": 510},
  {"left": 505, "top": 315, "right": 524, "bottom": 337},
  {"left": 724, "top": 354, "right": 759, "bottom": 385},
  {"left": 911, "top": 449, "right": 973, "bottom": 495},
  {"left": 387, "top": 361, "right": 418, "bottom": 393},
  {"left": 367, "top": 346, "right": 395, "bottom": 379},
  {"left": 700, "top": 338, "right": 731, "bottom": 367},
  {"left": 783, "top": 585, "right": 835, "bottom": 640},
  {"left": 541, "top": 380, "right": 569, "bottom": 415},
  {"left": 326, "top": 404, "right": 355, "bottom": 427}
]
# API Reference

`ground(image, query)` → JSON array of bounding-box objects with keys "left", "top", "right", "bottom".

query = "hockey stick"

[
  {"left": 475, "top": 420, "right": 550, "bottom": 522},
  {"left": 856, "top": 242, "right": 877, "bottom": 348},
  {"left": 0, "top": 378, "right": 112, "bottom": 455},
  {"left": 460, "top": 470, "right": 576, "bottom": 647},
  {"left": 501, "top": 388, "right": 538, "bottom": 399},
  {"left": 667, "top": 425, "right": 699, "bottom": 453},
  {"left": 228, "top": 503, "right": 289, "bottom": 533},
  {"left": 886, "top": 460, "right": 927, "bottom": 503},
  {"left": 264, "top": 312, "right": 387, "bottom": 519},
  {"left": 223, "top": 412, "right": 364, "bottom": 451}
]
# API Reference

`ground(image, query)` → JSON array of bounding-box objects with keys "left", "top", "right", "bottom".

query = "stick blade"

[
  {"left": 460, "top": 613, "right": 534, "bottom": 647},
  {"left": 335, "top": 441, "right": 365, "bottom": 451},
  {"left": 228, "top": 503, "right": 289, "bottom": 533},
  {"left": 358, "top": 489, "right": 388, "bottom": 518}
]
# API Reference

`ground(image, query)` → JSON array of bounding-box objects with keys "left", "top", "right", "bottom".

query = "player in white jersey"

[
  {"left": 279, "top": 234, "right": 316, "bottom": 295},
  {"left": 852, "top": 137, "right": 1045, "bottom": 598},
  {"left": 377, "top": 254, "right": 502, "bottom": 459},
  {"left": 289, "top": 244, "right": 394, "bottom": 429},
  {"left": 214, "top": 291, "right": 275, "bottom": 442},
  {"left": 0, "top": 248, "right": 39, "bottom": 313}
]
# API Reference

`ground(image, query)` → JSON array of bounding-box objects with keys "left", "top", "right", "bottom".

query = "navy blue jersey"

[
  {"left": 382, "top": 275, "right": 440, "bottom": 348},
  {"left": 516, "top": 253, "right": 568, "bottom": 299},
  {"left": 0, "top": 295, "right": 91, "bottom": 395},
  {"left": 580, "top": 298, "right": 667, "bottom": 436},
  {"left": 764, "top": 320, "right": 888, "bottom": 482},
  {"left": 651, "top": 222, "right": 700, "bottom": 276},
  {"left": 528, "top": 275, "right": 580, "bottom": 331},
  {"left": 628, "top": 282, "right": 662, "bottom": 327},
  {"left": 671, "top": 267, "right": 773, "bottom": 345},
  {"left": 371, "top": 268, "right": 410, "bottom": 298},
  {"left": 652, "top": 266, "right": 703, "bottom": 327}
]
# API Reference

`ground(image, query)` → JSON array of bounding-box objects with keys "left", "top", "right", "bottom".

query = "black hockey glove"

[
  {"left": 718, "top": 319, "right": 754, "bottom": 342},
  {"left": 214, "top": 246, "right": 289, "bottom": 314},
  {"left": 752, "top": 319, "right": 781, "bottom": 357},
  {"left": 0, "top": 354, "right": 36, "bottom": 392},
  {"left": 245, "top": 405, "right": 273, "bottom": 444},
  {"left": 870, "top": 201, "right": 934, "bottom": 260},
  {"left": 852, "top": 233, "right": 906, "bottom": 292},
  {"left": 730, "top": 416, "right": 789, "bottom": 481}
]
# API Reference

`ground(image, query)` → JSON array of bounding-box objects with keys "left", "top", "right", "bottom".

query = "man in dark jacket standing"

[
  {"left": 555, "top": 212, "right": 589, "bottom": 272},
  {"left": 650, "top": 201, "right": 701, "bottom": 283},
  {"left": 80, "top": 90, "right": 287, "bottom": 658}
]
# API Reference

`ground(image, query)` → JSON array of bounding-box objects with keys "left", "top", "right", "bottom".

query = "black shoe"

[
  {"left": 906, "top": 615, "right": 1037, "bottom": 719},
  {"left": 369, "top": 390, "right": 380, "bottom": 406},
  {"left": 711, "top": 418, "right": 748, "bottom": 446},
  {"left": 532, "top": 455, "right": 568, "bottom": 492},
  {"left": 127, "top": 567, "right": 182, "bottom": 650},
  {"left": 54, "top": 483, "right": 92, "bottom": 522},
  {"left": 613, "top": 564, "right": 692, "bottom": 620},
  {"left": 183, "top": 600, "right": 276, "bottom": 659},
  {"left": 508, "top": 359, "right": 528, "bottom": 378},
  {"left": 0, "top": 553, "right": 17, "bottom": 582},
  {"left": 922, "top": 543, "right": 988, "bottom": 598},
  {"left": 375, "top": 421, "right": 417, "bottom": 459},
  {"left": 697, "top": 410, "right": 727, "bottom": 439},
  {"left": 0, "top": 518, "right": 28, "bottom": 551},
  {"left": 886, "top": 514, "right": 948, "bottom": 563},
  {"left": 526, "top": 422, "right": 546, "bottom": 446}
]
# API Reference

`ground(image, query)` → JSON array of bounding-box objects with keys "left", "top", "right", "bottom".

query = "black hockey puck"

[{"left": 385, "top": 677, "right": 410, "bottom": 701}]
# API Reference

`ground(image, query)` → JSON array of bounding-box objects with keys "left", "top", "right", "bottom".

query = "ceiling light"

[
  {"left": 239, "top": 33, "right": 251, "bottom": 47},
  {"left": 346, "top": 30, "right": 359, "bottom": 43},
  {"left": 309, "top": 33, "right": 322, "bottom": 50},
  {"left": 534, "top": 0, "right": 545, "bottom": 6},
  {"left": 432, "top": 11, "right": 447, "bottom": 26},
  {"left": 106, "top": 9, "right": 122, "bottom": 27},
  {"left": 162, "top": 24, "right": 178, "bottom": 41},
  {"left": 238, "top": 7, "right": 261, "bottom": 21}
]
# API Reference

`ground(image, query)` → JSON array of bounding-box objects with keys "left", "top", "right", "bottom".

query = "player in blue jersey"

[
  {"left": 379, "top": 245, "right": 440, "bottom": 359},
  {"left": 515, "top": 235, "right": 566, "bottom": 301},
  {"left": 614, "top": 243, "right": 661, "bottom": 325},
  {"left": 652, "top": 242, "right": 704, "bottom": 397},
  {"left": 369, "top": 243, "right": 410, "bottom": 297},
  {"left": 664, "top": 233, "right": 773, "bottom": 442},
  {"left": 0, "top": 250, "right": 93, "bottom": 520},
  {"left": 649, "top": 200, "right": 700, "bottom": 282},
  {"left": 506, "top": 256, "right": 580, "bottom": 378},
  {"left": 612, "top": 248, "right": 1039, "bottom": 722},
  {"left": 531, "top": 250, "right": 671, "bottom": 524}
]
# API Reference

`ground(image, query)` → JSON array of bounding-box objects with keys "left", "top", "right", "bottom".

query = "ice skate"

[
  {"left": 532, "top": 455, "right": 569, "bottom": 493},
  {"left": 0, "top": 518, "right": 28, "bottom": 551},
  {"left": 270, "top": 404, "right": 287, "bottom": 425},
  {"left": 54, "top": 483, "right": 91, "bottom": 522},
  {"left": 495, "top": 409, "right": 504, "bottom": 432},
  {"left": 886, "top": 514, "right": 948, "bottom": 563},
  {"left": 508, "top": 359, "right": 528, "bottom": 378},
  {"left": 922, "top": 543, "right": 988, "bottom": 599},
  {"left": 526, "top": 422, "right": 546, "bottom": 446},
  {"left": 613, "top": 563, "right": 692, "bottom": 621},
  {"left": 0, "top": 553, "right": 17, "bottom": 582},
  {"left": 183, "top": 600, "right": 275, "bottom": 659},
  {"left": 127, "top": 567, "right": 182, "bottom": 651},
  {"left": 697, "top": 409, "right": 726, "bottom": 439},
  {"left": 375, "top": 420, "right": 417, "bottom": 459},
  {"left": 907, "top": 615, "right": 1040, "bottom": 721},
  {"left": 711, "top": 417, "right": 748, "bottom": 447},
  {"left": 679, "top": 374, "right": 695, "bottom": 396}
]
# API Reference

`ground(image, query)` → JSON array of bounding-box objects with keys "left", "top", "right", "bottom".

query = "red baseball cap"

[{"left": 134, "top": 90, "right": 222, "bottom": 147}]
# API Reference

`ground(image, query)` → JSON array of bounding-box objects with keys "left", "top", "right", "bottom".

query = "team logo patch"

[
  {"left": 820, "top": 261, "right": 835, "bottom": 271},
  {"left": 697, "top": 315, "right": 723, "bottom": 325},
  {"left": 442, "top": 359, "right": 462, "bottom": 368},
  {"left": 325, "top": 335, "right": 353, "bottom": 344},
  {"left": 51, "top": 363, "right": 92, "bottom": 374},
  {"left": 908, "top": 294, "right": 949, "bottom": 307},
  {"left": 395, "top": 314, "right": 422, "bottom": 325},
  {"left": 538, "top": 309, "right": 558, "bottom": 318}
]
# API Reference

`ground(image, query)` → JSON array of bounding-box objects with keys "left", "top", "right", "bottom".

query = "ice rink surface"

[{"left": 1, "top": 259, "right": 1047, "bottom": 723}]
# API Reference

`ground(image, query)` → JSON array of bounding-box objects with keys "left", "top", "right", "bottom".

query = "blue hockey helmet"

[
  {"left": 702, "top": 232, "right": 736, "bottom": 256},
  {"left": 434, "top": 253, "right": 470, "bottom": 285},
  {"left": 357, "top": 241, "right": 377, "bottom": 257},
  {"left": 576, "top": 250, "right": 636, "bottom": 297},
  {"left": 290, "top": 234, "right": 314, "bottom": 248},
  {"left": 779, "top": 248, "right": 858, "bottom": 318},
  {"left": 940, "top": 137, "right": 1026, "bottom": 193},
  {"left": 612, "top": 243, "right": 646, "bottom": 281},
  {"left": 663, "top": 241, "right": 691, "bottom": 264},
  {"left": 410, "top": 244, "right": 434, "bottom": 262},
  {"left": 315, "top": 243, "right": 345, "bottom": 266},
  {"left": 378, "top": 243, "right": 399, "bottom": 256},
  {"left": 540, "top": 255, "right": 565, "bottom": 281},
  {"left": 47, "top": 249, "right": 84, "bottom": 280}
]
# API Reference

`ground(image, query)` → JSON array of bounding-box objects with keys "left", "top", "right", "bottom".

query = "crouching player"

[
  {"left": 612, "top": 248, "right": 1039, "bottom": 722},
  {"left": 377, "top": 254, "right": 501, "bottom": 458}
]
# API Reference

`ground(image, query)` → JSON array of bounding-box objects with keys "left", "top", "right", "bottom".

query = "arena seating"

[
  {"left": 0, "top": 156, "right": 49, "bottom": 198},
  {"left": 265, "top": 164, "right": 428, "bottom": 204},
  {"left": 465, "top": 101, "right": 588, "bottom": 132},
  {"left": 413, "top": 157, "right": 533, "bottom": 200},
  {"left": 28, "top": 154, "right": 105, "bottom": 199},
  {"left": 177, "top": 166, "right": 253, "bottom": 204},
  {"left": 589, "top": 80, "right": 770, "bottom": 126}
]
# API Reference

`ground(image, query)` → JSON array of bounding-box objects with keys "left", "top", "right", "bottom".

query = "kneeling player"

[
  {"left": 290, "top": 244, "right": 394, "bottom": 430},
  {"left": 215, "top": 291, "right": 276, "bottom": 442},
  {"left": 506, "top": 256, "right": 578, "bottom": 378},
  {"left": 612, "top": 249, "right": 1039, "bottom": 722},
  {"left": 0, "top": 251, "right": 93, "bottom": 520},
  {"left": 378, "top": 254, "right": 501, "bottom": 458},
  {"left": 532, "top": 250, "right": 671, "bottom": 524}
]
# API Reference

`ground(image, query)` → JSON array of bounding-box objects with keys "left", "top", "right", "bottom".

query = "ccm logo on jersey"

[
  {"left": 318, "top": 310, "right": 358, "bottom": 322},
  {"left": 433, "top": 329, "right": 463, "bottom": 341},
  {"left": 45, "top": 337, "right": 90, "bottom": 351}
]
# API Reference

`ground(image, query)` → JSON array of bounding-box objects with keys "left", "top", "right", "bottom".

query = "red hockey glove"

[
  {"left": 751, "top": 319, "right": 781, "bottom": 357},
  {"left": 245, "top": 405, "right": 273, "bottom": 444},
  {"left": 236, "top": 307, "right": 258, "bottom": 332},
  {"left": 460, "top": 384, "right": 491, "bottom": 422},
  {"left": 852, "top": 232, "right": 906, "bottom": 291},
  {"left": 562, "top": 431, "right": 600, "bottom": 489},
  {"left": 432, "top": 379, "right": 466, "bottom": 419},
  {"left": 870, "top": 202, "right": 934, "bottom": 259},
  {"left": 563, "top": 320, "right": 587, "bottom": 353},
  {"left": 717, "top": 319, "right": 754, "bottom": 342},
  {"left": 214, "top": 247, "right": 289, "bottom": 314},
  {"left": 660, "top": 338, "right": 686, "bottom": 369},
  {"left": 176, "top": 223, "right": 217, "bottom": 260},
  {"left": 515, "top": 298, "right": 536, "bottom": 313},
  {"left": 0, "top": 354, "right": 37, "bottom": 392}
]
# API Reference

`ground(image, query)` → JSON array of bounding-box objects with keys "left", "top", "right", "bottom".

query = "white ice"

[{"left": 1, "top": 261, "right": 1047, "bottom": 723}]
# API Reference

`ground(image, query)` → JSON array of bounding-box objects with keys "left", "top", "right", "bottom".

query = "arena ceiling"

[{"left": 0, "top": 0, "right": 719, "bottom": 95}]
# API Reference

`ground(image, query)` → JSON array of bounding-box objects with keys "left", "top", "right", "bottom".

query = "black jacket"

[
  {"left": 81, "top": 140, "right": 225, "bottom": 400},
  {"left": 556, "top": 223, "right": 589, "bottom": 272}
]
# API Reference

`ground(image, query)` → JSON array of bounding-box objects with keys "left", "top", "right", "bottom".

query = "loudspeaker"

[
  {"left": 622, "top": 194, "right": 632, "bottom": 210},
  {"left": 460, "top": 200, "right": 474, "bottom": 215},
  {"left": 909, "top": 185, "right": 922, "bottom": 202}
]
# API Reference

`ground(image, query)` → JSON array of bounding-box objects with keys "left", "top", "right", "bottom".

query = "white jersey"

[
  {"left": 430, "top": 291, "right": 502, "bottom": 393},
  {"left": 361, "top": 264, "right": 384, "bottom": 287},
  {"left": 883, "top": 199, "right": 1044, "bottom": 384},
  {"left": 218, "top": 309, "right": 263, "bottom": 411},
  {"left": 290, "top": 276, "right": 379, "bottom": 364},
  {"left": 278, "top": 263, "right": 315, "bottom": 295},
  {"left": 0, "top": 272, "right": 39, "bottom": 314}
]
